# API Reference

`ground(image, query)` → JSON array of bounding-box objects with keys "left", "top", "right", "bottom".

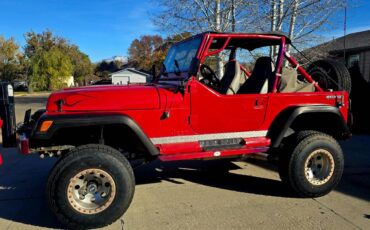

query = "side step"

[
  {"left": 200, "top": 138, "right": 244, "bottom": 151},
  {"left": 157, "top": 137, "right": 271, "bottom": 156},
  {"left": 159, "top": 146, "right": 269, "bottom": 162}
]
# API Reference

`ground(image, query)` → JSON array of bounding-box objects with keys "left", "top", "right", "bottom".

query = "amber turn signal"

[{"left": 40, "top": 120, "right": 53, "bottom": 132}]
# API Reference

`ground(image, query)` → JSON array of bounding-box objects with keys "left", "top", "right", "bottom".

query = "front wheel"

[
  {"left": 47, "top": 144, "right": 135, "bottom": 230},
  {"left": 279, "top": 131, "right": 344, "bottom": 197}
]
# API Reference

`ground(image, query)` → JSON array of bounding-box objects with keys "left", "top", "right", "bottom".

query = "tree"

[
  {"left": 65, "top": 45, "right": 94, "bottom": 85},
  {"left": 0, "top": 36, "right": 23, "bottom": 82},
  {"left": 266, "top": 0, "right": 346, "bottom": 46},
  {"left": 24, "top": 30, "right": 93, "bottom": 90},
  {"left": 24, "top": 30, "right": 68, "bottom": 58},
  {"left": 29, "top": 46, "right": 73, "bottom": 91},
  {"left": 128, "top": 35, "right": 164, "bottom": 71},
  {"left": 153, "top": 0, "right": 258, "bottom": 34},
  {"left": 95, "top": 60, "right": 122, "bottom": 78}
]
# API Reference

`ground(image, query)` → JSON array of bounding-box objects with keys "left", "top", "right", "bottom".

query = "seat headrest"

[{"left": 254, "top": 57, "right": 273, "bottom": 72}]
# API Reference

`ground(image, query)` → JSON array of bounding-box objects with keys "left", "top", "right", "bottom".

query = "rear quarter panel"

[{"left": 261, "top": 91, "right": 349, "bottom": 130}]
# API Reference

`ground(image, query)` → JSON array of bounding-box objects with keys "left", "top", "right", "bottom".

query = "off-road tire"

[
  {"left": 278, "top": 131, "right": 344, "bottom": 197},
  {"left": 307, "top": 59, "right": 351, "bottom": 94},
  {"left": 47, "top": 144, "right": 135, "bottom": 230},
  {"left": 278, "top": 130, "right": 321, "bottom": 184}
]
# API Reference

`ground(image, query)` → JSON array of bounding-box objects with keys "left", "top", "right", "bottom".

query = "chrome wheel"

[
  {"left": 67, "top": 168, "right": 116, "bottom": 214},
  {"left": 304, "top": 149, "right": 335, "bottom": 186}
]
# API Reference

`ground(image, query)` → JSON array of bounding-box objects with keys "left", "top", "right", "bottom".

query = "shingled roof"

[{"left": 320, "top": 30, "right": 370, "bottom": 54}]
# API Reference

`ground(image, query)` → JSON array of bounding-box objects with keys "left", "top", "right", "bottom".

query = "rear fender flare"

[{"left": 269, "top": 106, "right": 350, "bottom": 148}]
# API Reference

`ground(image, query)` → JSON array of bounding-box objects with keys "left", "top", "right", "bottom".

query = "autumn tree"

[
  {"left": 0, "top": 36, "right": 23, "bottom": 82},
  {"left": 128, "top": 33, "right": 191, "bottom": 73},
  {"left": 128, "top": 35, "right": 165, "bottom": 71},
  {"left": 24, "top": 30, "right": 69, "bottom": 58}
]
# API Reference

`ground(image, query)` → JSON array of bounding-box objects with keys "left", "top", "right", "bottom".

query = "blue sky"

[
  {"left": 0, "top": 0, "right": 369, "bottom": 62},
  {"left": 327, "top": 0, "right": 370, "bottom": 38},
  {"left": 0, "top": 0, "right": 160, "bottom": 62}
]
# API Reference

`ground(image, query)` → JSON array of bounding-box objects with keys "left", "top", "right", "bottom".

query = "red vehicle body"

[
  {"left": 31, "top": 81, "right": 348, "bottom": 162},
  {"left": 14, "top": 32, "right": 351, "bottom": 229}
]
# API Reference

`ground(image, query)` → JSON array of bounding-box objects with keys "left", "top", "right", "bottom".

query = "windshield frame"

[{"left": 159, "top": 34, "right": 204, "bottom": 80}]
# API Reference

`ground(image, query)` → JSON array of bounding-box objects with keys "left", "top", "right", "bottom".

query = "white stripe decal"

[{"left": 150, "top": 130, "right": 268, "bottom": 145}]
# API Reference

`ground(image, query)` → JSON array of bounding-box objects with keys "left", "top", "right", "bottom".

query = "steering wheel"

[{"left": 200, "top": 64, "right": 221, "bottom": 90}]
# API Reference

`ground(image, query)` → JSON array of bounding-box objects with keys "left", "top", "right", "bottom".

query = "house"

[
  {"left": 110, "top": 68, "right": 151, "bottom": 85},
  {"left": 307, "top": 30, "right": 370, "bottom": 133},
  {"left": 307, "top": 30, "right": 370, "bottom": 82},
  {"left": 65, "top": 76, "right": 75, "bottom": 87}
]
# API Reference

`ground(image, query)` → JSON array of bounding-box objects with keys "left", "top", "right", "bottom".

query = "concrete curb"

[{"left": 14, "top": 92, "right": 51, "bottom": 97}]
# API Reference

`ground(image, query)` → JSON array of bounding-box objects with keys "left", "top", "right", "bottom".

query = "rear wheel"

[
  {"left": 47, "top": 144, "right": 135, "bottom": 229},
  {"left": 278, "top": 130, "right": 321, "bottom": 184},
  {"left": 278, "top": 131, "right": 344, "bottom": 197}
]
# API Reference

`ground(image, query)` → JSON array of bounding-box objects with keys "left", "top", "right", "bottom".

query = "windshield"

[{"left": 162, "top": 36, "right": 202, "bottom": 75}]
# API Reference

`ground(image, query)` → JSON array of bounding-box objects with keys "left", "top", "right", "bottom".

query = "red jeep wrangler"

[{"left": 15, "top": 32, "right": 351, "bottom": 229}]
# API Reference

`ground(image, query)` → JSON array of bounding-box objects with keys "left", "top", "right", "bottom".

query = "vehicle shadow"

[{"left": 134, "top": 159, "right": 296, "bottom": 198}]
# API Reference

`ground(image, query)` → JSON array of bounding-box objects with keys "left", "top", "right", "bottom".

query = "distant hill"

[{"left": 102, "top": 56, "right": 128, "bottom": 64}]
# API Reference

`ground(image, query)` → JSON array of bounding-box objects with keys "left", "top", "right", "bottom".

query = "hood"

[{"left": 46, "top": 84, "right": 161, "bottom": 112}]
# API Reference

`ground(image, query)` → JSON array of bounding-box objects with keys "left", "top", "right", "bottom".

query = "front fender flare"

[{"left": 31, "top": 114, "right": 159, "bottom": 156}]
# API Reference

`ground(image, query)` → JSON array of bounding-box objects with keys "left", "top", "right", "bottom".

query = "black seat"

[{"left": 237, "top": 56, "right": 274, "bottom": 94}]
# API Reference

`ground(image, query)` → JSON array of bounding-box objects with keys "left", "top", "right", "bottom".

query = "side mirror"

[{"left": 188, "top": 57, "right": 200, "bottom": 77}]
